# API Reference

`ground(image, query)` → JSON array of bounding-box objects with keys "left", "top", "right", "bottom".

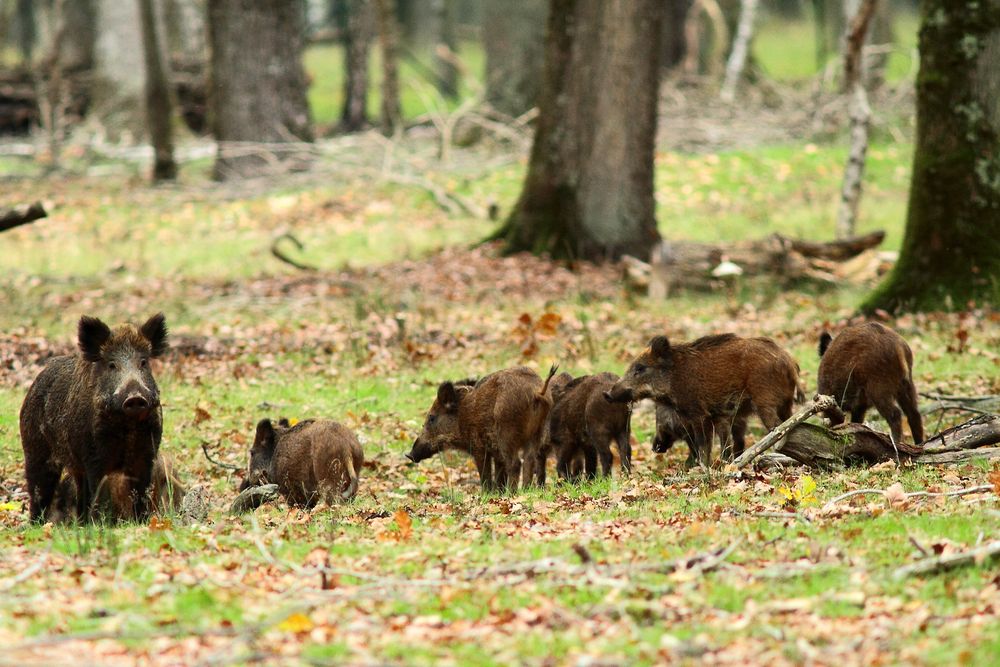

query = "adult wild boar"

[
  {"left": 546, "top": 372, "right": 632, "bottom": 482},
  {"left": 407, "top": 366, "right": 557, "bottom": 492},
  {"left": 20, "top": 314, "right": 168, "bottom": 522},
  {"left": 818, "top": 322, "right": 923, "bottom": 444},
  {"left": 239, "top": 418, "right": 364, "bottom": 507},
  {"left": 605, "top": 334, "right": 800, "bottom": 466}
]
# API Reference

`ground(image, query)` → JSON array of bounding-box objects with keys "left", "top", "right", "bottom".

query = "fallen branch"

[
  {"left": 270, "top": 232, "right": 317, "bottom": 272},
  {"left": 201, "top": 441, "right": 242, "bottom": 472},
  {"left": 229, "top": 484, "right": 279, "bottom": 515},
  {"left": 822, "top": 484, "right": 995, "bottom": 512},
  {"left": 733, "top": 395, "right": 838, "bottom": 469},
  {"left": 0, "top": 201, "right": 48, "bottom": 233},
  {"left": 892, "top": 540, "right": 1000, "bottom": 580}
]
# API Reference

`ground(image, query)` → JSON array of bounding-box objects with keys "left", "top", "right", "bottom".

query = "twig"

[
  {"left": 0, "top": 550, "right": 50, "bottom": 591},
  {"left": 892, "top": 540, "right": 1000, "bottom": 580},
  {"left": 908, "top": 534, "right": 930, "bottom": 558},
  {"left": 733, "top": 395, "right": 838, "bottom": 469},
  {"left": 822, "top": 484, "right": 994, "bottom": 511},
  {"left": 201, "top": 442, "right": 242, "bottom": 472},
  {"left": 270, "top": 232, "right": 318, "bottom": 272}
]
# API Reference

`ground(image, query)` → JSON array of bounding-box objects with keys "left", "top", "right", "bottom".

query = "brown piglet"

[
  {"left": 239, "top": 419, "right": 364, "bottom": 507},
  {"left": 605, "top": 334, "right": 800, "bottom": 466},
  {"left": 817, "top": 322, "right": 923, "bottom": 444},
  {"left": 408, "top": 366, "right": 557, "bottom": 492},
  {"left": 545, "top": 372, "right": 632, "bottom": 482}
]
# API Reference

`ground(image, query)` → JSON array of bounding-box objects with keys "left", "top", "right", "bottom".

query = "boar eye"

[
  {"left": 108, "top": 361, "right": 118, "bottom": 371},
  {"left": 140, "top": 357, "right": 149, "bottom": 368},
  {"left": 428, "top": 414, "right": 437, "bottom": 425},
  {"left": 634, "top": 364, "right": 646, "bottom": 374}
]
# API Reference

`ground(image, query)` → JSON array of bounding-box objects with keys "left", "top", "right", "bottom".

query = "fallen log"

[
  {"left": 742, "top": 414, "right": 1000, "bottom": 471},
  {"left": 0, "top": 202, "right": 47, "bottom": 233},
  {"left": 633, "top": 230, "right": 889, "bottom": 296}
]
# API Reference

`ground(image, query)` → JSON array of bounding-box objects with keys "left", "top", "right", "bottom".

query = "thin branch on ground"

[
  {"left": 733, "top": 395, "right": 838, "bottom": 469},
  {"left": 892, "top": 540, "right": 1000, "bottom": 580}
]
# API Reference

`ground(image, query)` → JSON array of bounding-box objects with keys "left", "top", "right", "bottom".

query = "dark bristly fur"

[
  {"left": 606, "top": 333, "right": 801, "bottom": 467},
  {"left": 239, "top": 418, "right": 364, "bottom": 508},
  {"left": 817, "top": 322, "right": 923, "bottom": 444},
  {"left": 544, "top": 372, "right": 632, "bottom": 482},
  {"left": 20, "top": 313, "right": 168, "bottom": 522},
  {"left": 408, "top": 365, "right": 557, "bottom": 492}
]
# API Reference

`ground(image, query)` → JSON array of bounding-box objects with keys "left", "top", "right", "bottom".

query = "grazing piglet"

[
  {"left": 605, "top": 334, "right": 800, "bottom": 466},
  {"left": 239, "top": 419, "right": 364, "bottom": 507},
  {"left": 546, "top": 372, "right": 632, "bottom": 482},
  {"left": 818, "top": 322, "right": 923, "bottom": 444},
  {"left": 407, "top": 366, "right": 556, "bottom": 492},
  {"left": 20, "top": 314, "right": 168, "bottom": 522}
]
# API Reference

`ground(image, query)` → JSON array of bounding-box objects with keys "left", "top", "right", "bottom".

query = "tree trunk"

[
  {"left": 492, "top": 0, "right": 665, "bottom": 261},
  {"left": 433, "top": 0, "right": 458, "bottom": 99},
  {"left": 375, "top": 0, "right": 403, "bottom": 135},
  {"left": 482, "top": 0, "right": 546, "bottom": 117},
  {"left": 15, "top": 0, "right": 37, "bottom": 63},
  {"left": 93, "top": 0, "right": 146, "bottom": 139},
  {"left": 138, "top": 0, "right": 177, "bottom": 182},
  {"left": 338, "top": 0, "right": 373, "bottom": 132},
  {"left": 207, "top": 0, "right": 314, "bottom": 180},
  {"left": 720, "top": 0, "right": 758, "bottom": 102},
  {"left": 864, "top": 2, "right": 1000, "bottom": 313}
]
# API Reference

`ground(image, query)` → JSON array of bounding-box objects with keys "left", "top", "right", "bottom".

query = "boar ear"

[
  {"left": 649, "top": 336, "right": 671, "bottom": 360},
  {"left": 254, "top": 419, "right": 276, "bottom": 450},
  {"left": 140, "top": 313, "right": 169, "bottom": 358},
  {"left": 78, "top": 316, "right": 112, "bottom": 362},
  {"left": 437, "top": 382, "right": 459, "bottom": 412}
]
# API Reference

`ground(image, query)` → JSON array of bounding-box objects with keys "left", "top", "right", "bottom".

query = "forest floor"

[{"left": 1, "top": 110, "right": 999, "bottom": 665}]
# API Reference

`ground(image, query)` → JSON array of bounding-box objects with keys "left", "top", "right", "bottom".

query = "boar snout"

[
  {"left": 122, "top": 394, "right": 151, "bottom": 420},
  {"left": 651, "top": 434, "right": 673, "bottom": 454},
  {"left": 604, "top": 385, "right": 632, "bottom": 403}
]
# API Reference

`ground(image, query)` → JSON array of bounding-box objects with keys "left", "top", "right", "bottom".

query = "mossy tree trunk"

[
  {"left": 864, "top": 2, "right": 1000, "bottom": 313},
  {"left": 492, "top": 0, "right": 665, "bottom": 261}
]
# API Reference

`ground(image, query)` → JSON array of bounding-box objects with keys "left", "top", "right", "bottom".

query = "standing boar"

[
  {"left": 20, "top": 314, "right": 168, "bottom": 522},
  {"left": 239, "top": 418, "right": 364, "bottom": 507},
  {"left": 818, "top": 322, "right": 923, "bottom": 444},
  {"left": 605, "top": 334, "right": 800, "bottom": 466},
  {"left": 407, "top": 366, "right": 556, "bottom": 492},
  {"left": 545, "top": 372, "right": 632, "bottom": 482}
]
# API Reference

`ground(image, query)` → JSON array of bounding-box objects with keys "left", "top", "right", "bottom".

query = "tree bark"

[
  {"left": 138, "top": 0, "right": 177, "bottom": 182},
  {"left": 492, "top": 0, "right": 665, "bottom": 261},
  {"left": 375, "top": 0, "right": 403, "bottom": 135},
  {"left": 15, "top": 0, "right": 36, "bottom": 63},
  {"left": 92, "top": 0, "right": 145, "bottom": 138},
  {"left": 719, "top": 0, "right": 758, "bottom": 102},
  {"left": 482, "top": 0, "right": 546, "bottom": 117},
  {"left": 207, "top": 0, "right": 314, "bottom": 180},
  {"left": 338, "top": 0, "right": 373, "bottom": 132},
  {"left": 834, "top": 0, "right": 879, "bottom": 240},
  {"left": 864, "top": 2, "right": 1000, "bottom": 313}
]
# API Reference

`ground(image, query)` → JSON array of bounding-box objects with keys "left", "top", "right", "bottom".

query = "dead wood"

[
  {"left": 733, "top": 395, "right": 839, "bottom": 469},
  {"left": 201, "top": 442, "right": 243, "bottom": 472},
  {"left": 739, "top": 413, "right": 999, "bottom": 471},
  {"left": 0, "top": 201, "right": 47, "bottom": 233},
  {"left": 230, "top": 484, "right": 280, "bottom": 514},
  {"left": 638, "top": 230, "right": 888, "bottom": 295},
  {"left": 892, "top": 540, "right": 1000, "bottom": 581},
  {"left": 270, "top": 232, "right": 318, "bottom": 271}
]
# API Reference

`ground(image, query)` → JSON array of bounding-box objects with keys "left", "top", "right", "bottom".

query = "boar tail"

[
  {"left": 818, "top": 332, "right": 833, "bottom": 357},
  {"left": 341, "top": 458, "right": 359, "bottom": 500},
  {"left": 538, "top": 364, "right": 559, "bottom": 398}
]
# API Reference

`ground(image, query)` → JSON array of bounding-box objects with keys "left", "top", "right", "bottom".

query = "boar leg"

[
  {"left": 616, "top": 426, "right": 632, "bottom": 474},
  {"left": 897, "top": 381, "right": 924, "bottom": 444},
  {"left": 555, "top": 443, "right": 577, "bottom": 481},
  {"left": 686, "top": 419, "right": 713, "bottom": 469},
  {"left": 25, "top": 461, "right": 60, "bottom": 522},
  {"left": 872, "top": 396, "right": 904, "bottom": 445},
  {"left": 849, "top": 403, "right": 868, "bottom": 423}
]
